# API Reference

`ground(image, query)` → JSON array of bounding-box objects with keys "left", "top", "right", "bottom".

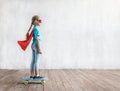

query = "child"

[{"left": 26, "top": 15, "right": 42, "bottom": 78}]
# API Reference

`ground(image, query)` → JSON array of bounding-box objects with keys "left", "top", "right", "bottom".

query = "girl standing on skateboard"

[{"left": 26, "top": 15, "right": 42, "bottom": 78}]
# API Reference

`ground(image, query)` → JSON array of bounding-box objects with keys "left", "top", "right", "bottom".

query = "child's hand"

[
  {"left": 26, "top": 32, "right": 29, "bottom": 39},
  {"left": 38, "top": 50, "right": 42, "bottom": 54},
  {"left": 39, "top": 51, "right": 42, "bottom": 54}
]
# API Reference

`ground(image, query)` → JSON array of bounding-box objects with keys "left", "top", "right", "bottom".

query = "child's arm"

[{"left": 36, "top": 37, "right": 42, "bottom": 54}]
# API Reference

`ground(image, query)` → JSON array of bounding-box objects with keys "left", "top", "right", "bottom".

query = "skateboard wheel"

[
  {"left": 41, "top": 80, "right": 46, "bottom": 85},
  {"left": 24, "top": 80, "right": 29, "bottom": 85}
]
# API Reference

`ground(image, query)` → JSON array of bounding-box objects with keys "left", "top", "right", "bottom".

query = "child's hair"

[
  {"left": 26, "top": 15, "right": 39, "bottom": 39},
  {"left": 28, "top": 15, "right": 39, "bottom": 32}
]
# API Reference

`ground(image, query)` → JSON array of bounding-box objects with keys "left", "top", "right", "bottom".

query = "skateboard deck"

[{"left": 22, "top": 77, "right": 48, "bottom": 85}]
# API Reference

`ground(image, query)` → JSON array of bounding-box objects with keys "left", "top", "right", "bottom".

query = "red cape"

[{"left": 18, "top": 30, "right": 34, "bottom": 51}]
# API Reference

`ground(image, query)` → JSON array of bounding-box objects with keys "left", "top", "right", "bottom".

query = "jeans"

[{"left": 30, "top": 43, "right": 40, "bottom": 70}]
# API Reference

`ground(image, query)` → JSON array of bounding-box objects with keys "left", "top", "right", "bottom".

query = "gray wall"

[{"left": 0, "top": 0, "right": 120, "bottom": 69}]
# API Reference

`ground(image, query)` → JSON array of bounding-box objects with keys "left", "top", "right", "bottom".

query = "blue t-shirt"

[{"left": 32, "top": 26, "right": 42, "bottom": 44}]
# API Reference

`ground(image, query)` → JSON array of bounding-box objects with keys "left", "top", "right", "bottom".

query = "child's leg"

[
  {"left": 34, "top": 51, "right": 40, "bottom": 76},
  {"left": 30, "top": 58, "right": 35, "bottom": 76},
  {"left": 30, "top": 69, "right": 34, "bottom": 76},
  {"left": 30, "top": 44, "right": 36, "bottom": 77},
  {"left": 35, "top": 69, "right": 39, "bottom": 76}
]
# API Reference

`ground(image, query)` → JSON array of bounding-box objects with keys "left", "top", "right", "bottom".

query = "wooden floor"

[{"left": 0, "top": 69, "right": 120, "bottom": 91}]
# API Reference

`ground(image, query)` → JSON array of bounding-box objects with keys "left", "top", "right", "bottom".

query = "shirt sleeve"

[{"left": 34, "top": 28, "right": 39, "bottom": 39}]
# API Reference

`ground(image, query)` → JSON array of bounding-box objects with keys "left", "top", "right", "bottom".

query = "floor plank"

[{"left": 0, "top": 69, "right": 120, "bottom": 91}]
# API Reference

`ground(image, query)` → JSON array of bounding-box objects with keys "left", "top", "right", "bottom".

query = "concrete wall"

[{"left": 0, "top": 0, "right": 120, "bottom": 69}]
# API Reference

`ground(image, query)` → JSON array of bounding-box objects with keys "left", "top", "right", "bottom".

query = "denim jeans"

[{"left": 30, "top": 43, "right": 40, "bottom": 70}]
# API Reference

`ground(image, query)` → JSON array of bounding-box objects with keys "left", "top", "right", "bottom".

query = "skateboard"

[{"left": 22, "top": 77, "right": 48, "bottom": 86}]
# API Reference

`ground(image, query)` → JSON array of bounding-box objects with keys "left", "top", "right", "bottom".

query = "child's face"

[
  {"left": 34, "top": 20, "right": 39, "bottom": 26},
  {"left": 33, "top": 17, "right": 42, "bottom": 26}
]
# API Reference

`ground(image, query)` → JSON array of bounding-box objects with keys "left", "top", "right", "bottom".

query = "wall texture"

[{"left": 0, "top": 0, "right": 120, "bottom": 69}]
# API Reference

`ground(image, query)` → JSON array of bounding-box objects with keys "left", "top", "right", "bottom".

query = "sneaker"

[
  {"left": 34, "top": 75, "right": 43, "bottom": 78},
  {"left": 30, "top": 76, "right": 34, "bottom": 78}
]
